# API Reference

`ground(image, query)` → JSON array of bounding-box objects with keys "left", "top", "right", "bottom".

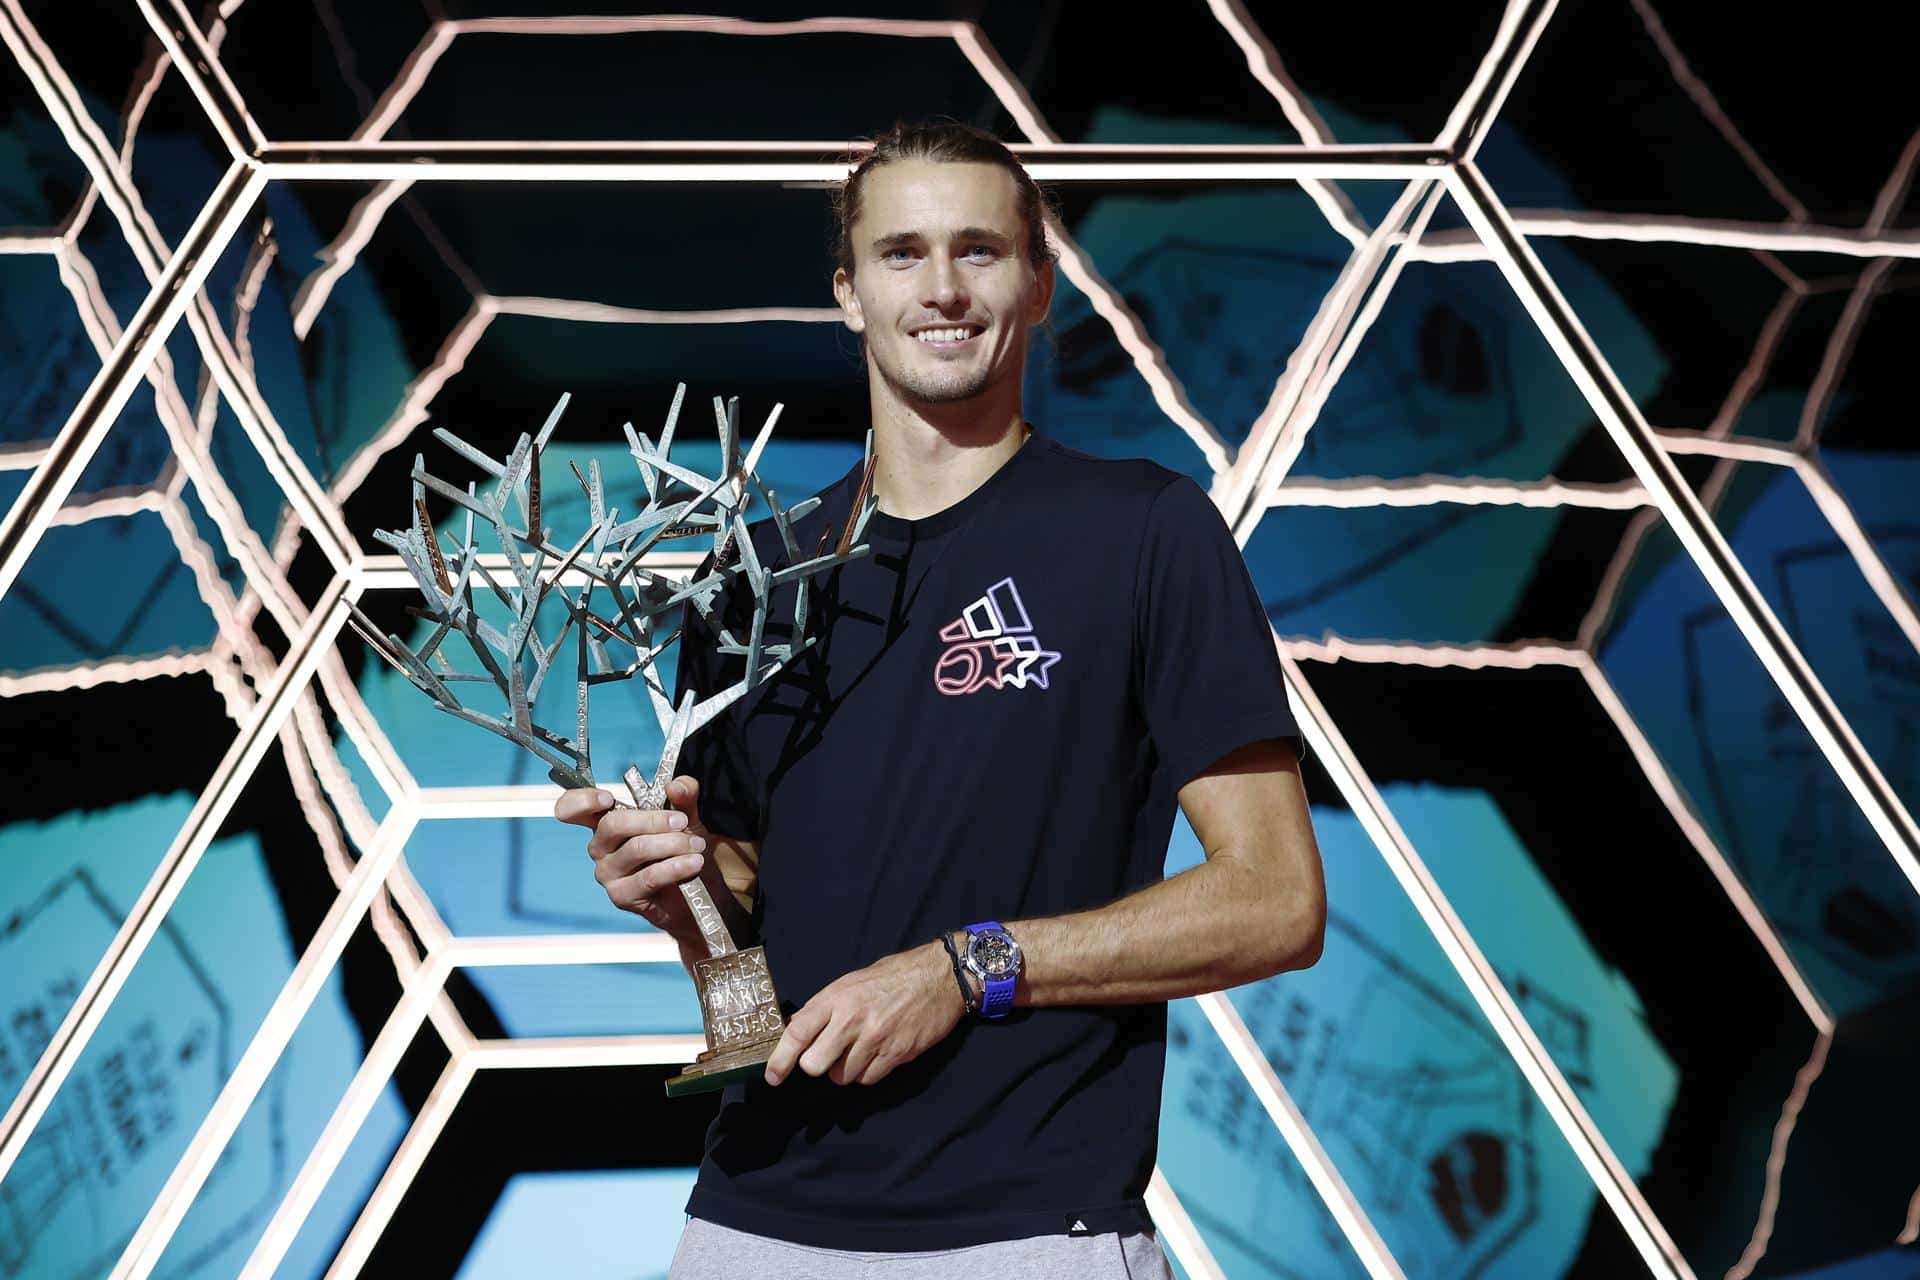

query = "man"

[{"left": 555, "top": 121, "right": 1326, "bottom": 1278}]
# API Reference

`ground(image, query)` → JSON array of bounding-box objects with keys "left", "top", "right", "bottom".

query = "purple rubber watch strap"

[{"left": 966, "top": 920, "right": 1016, "bottom": 1018}]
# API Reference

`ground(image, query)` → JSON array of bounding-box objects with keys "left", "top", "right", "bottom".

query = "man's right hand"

[{"left": 554, "top": 776, "right": 712, "bottom": 942}]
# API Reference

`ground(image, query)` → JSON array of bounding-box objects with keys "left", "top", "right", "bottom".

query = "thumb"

[{"left": 668, "top": 775, "right": 706, "bottom": 833}]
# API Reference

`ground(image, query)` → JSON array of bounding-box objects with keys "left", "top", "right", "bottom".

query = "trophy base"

[
  {"left": 664, "top": 1037, "right": 780, "bottom": 1097},
  {"left": 665, "top": 945, "right": 787, "bottom": 1097}
]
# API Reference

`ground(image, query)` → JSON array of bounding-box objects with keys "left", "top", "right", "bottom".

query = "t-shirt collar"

[{"left": 864, "top": 426, "right": 1042, "bottom": 547}]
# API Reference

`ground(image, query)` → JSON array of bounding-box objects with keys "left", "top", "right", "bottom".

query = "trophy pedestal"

[
  {"left": 629, "top": 770, "right": 788, "bottom": 1098},
  {"left": 664, "top": 944, "right": 786, "bottom": 1097}
]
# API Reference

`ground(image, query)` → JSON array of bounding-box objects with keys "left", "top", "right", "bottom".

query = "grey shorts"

[{"left": 668, "top": 1216, "right": 1175, "bottom": 1280}]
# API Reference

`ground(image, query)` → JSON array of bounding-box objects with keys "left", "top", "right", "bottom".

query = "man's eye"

[
  {"left": 964, "top": 245, "right": 998, "bottom": 260},
  {"left": 885, "top": 248, "right": 917, "bottom": 263}
]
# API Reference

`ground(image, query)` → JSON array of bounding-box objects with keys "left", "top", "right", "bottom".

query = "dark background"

[{"left": 2, "top": 2, "right": 1917, "bottom": 1277}]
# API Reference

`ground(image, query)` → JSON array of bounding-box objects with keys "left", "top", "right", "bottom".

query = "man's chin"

[
  {"left": 886, "top": 367, "right": 994, "bottom": 406},
  {"left": 909, "top": 383, "right": 992, "bottom": 406}
]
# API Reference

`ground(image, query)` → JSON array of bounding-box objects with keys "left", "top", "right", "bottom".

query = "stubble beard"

[{"left": 871, "top": 337, "right": 998, "bottom": 406}]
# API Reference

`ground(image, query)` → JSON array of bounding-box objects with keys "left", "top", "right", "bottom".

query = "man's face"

[{"left": 833, "top": 160, "right": 1054, "bottom": 408}]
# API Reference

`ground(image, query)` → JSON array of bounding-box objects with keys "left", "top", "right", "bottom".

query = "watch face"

[{"left": 970, "top": 930, "right": 1019, "bottom": 978}]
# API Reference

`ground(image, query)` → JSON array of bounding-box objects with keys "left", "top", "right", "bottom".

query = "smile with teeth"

[{"left": 913, "top": 325, "right": 984, "bottom": 344}]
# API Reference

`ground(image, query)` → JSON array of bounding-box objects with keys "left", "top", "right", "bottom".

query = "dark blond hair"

[{"left": 832, "top": 120, "right": 1058, "bottom": 277}]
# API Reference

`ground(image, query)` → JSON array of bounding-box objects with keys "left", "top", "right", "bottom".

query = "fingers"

[
  {"left": 764, "top": 1002, "right": 830, "bottom": 1086},
  {"left": 585, "top": 802, "right": 706, "bottom": 917},
  {"left": 797, "top": 1011, "right": 856, "bottom": 1080},
  {"left": 602, "top": 850, "right": 705, "bottom": 912},
  {"left": 554, "top": 787, "right": 616, "bottom": 828},
  {"left": 830, "top": 1037, "right": 879, "bottom": 1087},
  {"left": 763, "top": 946, "right": 965, "bottom": 1088},
  {"left": 586, "top": 805, "right": 693, "bottom": 861},
  {"left": 594, "top": 827, "right": 706, "bottom": 884},
  {"left": 666, "top": 775, "right": 703, "bottom": 830}
]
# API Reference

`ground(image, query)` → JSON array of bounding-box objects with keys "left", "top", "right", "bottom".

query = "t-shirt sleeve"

[
  {"left": 673, "top": 567, "right": 765, "bottom": 842},
  {"left": 1134, "top": 476, "right": 1303, "bottom": 793}
]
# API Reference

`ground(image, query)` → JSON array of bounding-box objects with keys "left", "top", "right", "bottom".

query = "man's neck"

[{"left": 868, "top": 394, "right": 1030, "bottom": 523}]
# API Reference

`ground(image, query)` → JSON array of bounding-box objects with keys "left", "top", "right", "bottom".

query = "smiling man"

[{"left": 555, "top": 121, "right": 1326, "bottom": 1279}]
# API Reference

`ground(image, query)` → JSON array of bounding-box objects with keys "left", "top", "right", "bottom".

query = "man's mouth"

[{"left": 911, "top": 324, "right": 985, "bottom": 346}]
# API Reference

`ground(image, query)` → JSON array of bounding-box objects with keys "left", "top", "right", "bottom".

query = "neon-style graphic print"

[{"left": 934, "top": 577, "right": 1063, "bottom": 696}]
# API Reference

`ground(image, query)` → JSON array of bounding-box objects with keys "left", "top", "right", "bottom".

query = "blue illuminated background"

[{"left": 2, "top": 3, "right": 1917, "bottom": 1278}]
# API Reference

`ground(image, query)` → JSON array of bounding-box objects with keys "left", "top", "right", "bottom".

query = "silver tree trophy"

[{"left": 349, "top": 384, "right": 875, "bottom": 1095}]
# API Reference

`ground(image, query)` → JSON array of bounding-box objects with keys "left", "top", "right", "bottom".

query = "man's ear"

[
  {"left": 832, "top": 267, "right": 865, "bottom": 335},
  {"left": 1028, "top": 255, "right": 1056, "bottom": 326}
]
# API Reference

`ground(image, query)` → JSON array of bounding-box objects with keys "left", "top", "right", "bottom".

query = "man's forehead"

[{"left": 857, "top": 160, "right": 1024, "bottom": 239}]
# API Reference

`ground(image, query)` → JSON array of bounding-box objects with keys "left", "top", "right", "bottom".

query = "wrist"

[
  {"left": 958, "top": 921, "right": 1022, "bottom": 1019},
  {"left": 935, "top": 933, "right": 979, "bottom": 1016}
]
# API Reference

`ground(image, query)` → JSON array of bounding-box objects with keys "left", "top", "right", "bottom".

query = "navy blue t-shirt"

[{"left": 674, "top": 431, "right": 1299, "bottom": 1250}]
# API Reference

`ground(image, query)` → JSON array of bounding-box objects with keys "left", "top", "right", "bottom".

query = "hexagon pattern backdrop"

[{"left": 1, "top": 1, "right": 1917, "bottom": 1277}]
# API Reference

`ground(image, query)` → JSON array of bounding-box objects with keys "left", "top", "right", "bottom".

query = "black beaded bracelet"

[{"left": 938, "top": 931, "right": 978, "bottom": 1015}]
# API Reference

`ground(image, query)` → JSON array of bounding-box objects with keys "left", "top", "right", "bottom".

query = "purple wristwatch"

[{"left": 961, "top": 921, "right": 1022, "bottom": 1019}]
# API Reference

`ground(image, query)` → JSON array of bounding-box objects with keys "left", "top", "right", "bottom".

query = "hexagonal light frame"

[{"left": 1, "top": 0, "right": 1918, "bottom": 1277}]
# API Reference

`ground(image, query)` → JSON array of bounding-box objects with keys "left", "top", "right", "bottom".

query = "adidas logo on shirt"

[{"left": 933, "top": 576, "right": 1063, "bottom": 697}]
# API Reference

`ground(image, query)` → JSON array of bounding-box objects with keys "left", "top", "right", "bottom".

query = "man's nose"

[{"left": 924, "top": 254, "right": 967, "bottom": 311}]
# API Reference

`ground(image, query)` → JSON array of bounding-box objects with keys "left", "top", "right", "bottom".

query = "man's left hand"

[{"left": 763, "top": 941, "right": 966, "bottom": 1087}]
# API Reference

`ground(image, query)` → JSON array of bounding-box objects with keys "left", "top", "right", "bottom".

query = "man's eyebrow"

[
  {"left": 868, "top": 227, "right": 1016, "bottom": 252},
  {"left": 953, "top": 226, "right": 1015, "bottom": 246}
]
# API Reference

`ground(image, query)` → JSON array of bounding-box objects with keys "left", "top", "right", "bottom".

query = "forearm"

[
  {"left": 774, "top": 792, "right": 1323, "bottom": 1088},
  {"left": 996, "top": 850, "right": 1324, "bottom": 1006}
]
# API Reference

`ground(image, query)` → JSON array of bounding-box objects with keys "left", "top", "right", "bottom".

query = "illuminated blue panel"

[
  {"left": 1303, "top": 248, "right": 1659, "bottom": 483},
  {"left": 1024, "top": 271, "right": 1220, "bottom": 482},
  {"left": 1162, "top": 794, "right": 1673, "bottom": 1277},
  {"left": 0, "top": 512, "right": 215, "bottom": 673},
  {"left": 454, "top": 1168, "right": 696, "bottom": 1280},
  {"left": 253, "top": 184, "right": 419, "bottom": 489},
  {"left": 0, "top": 796, "right": 406, "bottom": 1276},
  {"left": 1376, "top": 787, "right": 1675, "bottom": 1186},
  {"left": 1159, "top": 995, "right": 1369, "bottom": 1280},
  {"left": 405, "top": 818, "right": 650, "bottom": 937},
  {"left": 1601, "top": 454, "right": 1920, "bottom": 1015},
  {"left": 1031, "top": 184, "right": 1343, "bottom": 472},
  {"left": 1244, "top": 502, "right": 1598, "bottom": 644},
  {"left": 1776, "top": 1248, "right": 1920, "bottom": 1280},
  {"left": 325, "top": 725, "right": 397, "bottom": 829},
  {"left": 0, "top": 256, "right": 101, "bottom": 469},
  {"left": 154, "top": 1000, "right": 411, "bottom": 1278}
]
